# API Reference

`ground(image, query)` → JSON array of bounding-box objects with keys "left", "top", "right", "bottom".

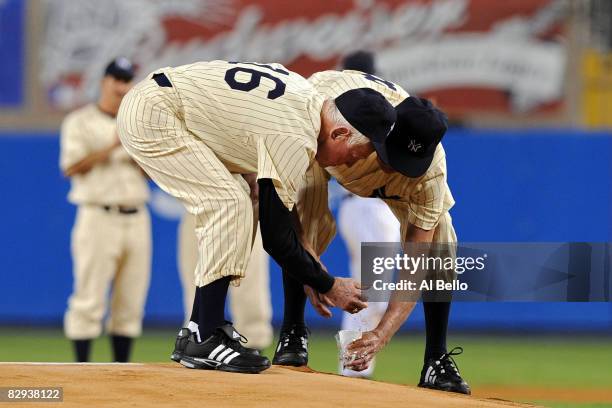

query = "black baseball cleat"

[
  {"left": 418, "top": 347, "right": 471, "bottom": 395},
  {"left": 272, "top": 324, "right": 310, "bottom": 367},
  {"left": 170, "top": 328, "right": 191, "bottom": 363},
  {"left": 171, "top": 326, "right": 261, "bottom": 362},
  {"left": 179, "top": 324, "right": 271, "bottom": 374}
]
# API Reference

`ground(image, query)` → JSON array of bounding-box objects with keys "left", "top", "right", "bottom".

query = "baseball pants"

[
  {"left": 64, "top": 205, "right": 151, "bottom": 339},
  {"left": 338, "top": 196, "right": 399, "bottom": 377},
  {"left": 178, "top": 213, "right": 273, "bottom": 349},
  {"left": 118, "top": 79, "right": 253, "bottom": 287}
]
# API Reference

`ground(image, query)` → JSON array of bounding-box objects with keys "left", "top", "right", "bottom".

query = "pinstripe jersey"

[
  {"left": 60, "top": 104, "right": 149, "bottom": 206},
  {"left": 300, "top": 70, "right": 455, "bottom": 248},
  {"left": 118, "top": 60, "right": 328, "bottom": 286},
  {"left": 162, "top": 60, "right": 325, "bottom": 209}
]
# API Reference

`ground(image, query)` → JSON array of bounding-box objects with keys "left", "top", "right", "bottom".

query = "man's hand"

[
  {"left": 344, "top": 330, "right": 389, "bottom": 371},
  {"left": 304, "top": 285, "right": 333, "bottom": 318},
  {"left": 323, "top": 277, "right": 367, "bottom": 314},
  {"left": 111, "top": 135, "right": 122, "bottom": 148},
  {"left": 63, "top": 139, "right": 121, "bottom": 177}
]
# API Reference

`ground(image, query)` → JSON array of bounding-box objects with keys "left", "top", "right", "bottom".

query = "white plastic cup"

[{"left": 335, "top": 330, "right": 362, "bottom": 368}]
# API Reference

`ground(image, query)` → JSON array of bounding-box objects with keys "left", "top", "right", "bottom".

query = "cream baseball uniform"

[
  {"left": 60, "top": 104, "right": 151, "bottom": 339},
  {"left": 299, "top": 70, "right": 456, "bottom": 256},
  {"left": 117, "top": 60, "right": 324, "bottom": 289},
  {"left": 178, "top": 214, "right": 272, "bottom": 349},
  {"left": 298, "top": 71, "right": 457, "bottom": 377}
]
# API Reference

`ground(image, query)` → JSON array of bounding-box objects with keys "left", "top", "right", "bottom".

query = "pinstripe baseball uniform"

[
  {"left": 60, "top": 104, "right": 151, "bottom": 340},
  {"left": 117, "top": 60, "right": 324, "bottom": 287},
  {"left": 299, "top": 70, "right": 456, "bottom": 257}
]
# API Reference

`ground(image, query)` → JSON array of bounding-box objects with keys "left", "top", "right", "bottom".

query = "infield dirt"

[{"left": 0, "top": 363, "right": 537, "bottom": 407}]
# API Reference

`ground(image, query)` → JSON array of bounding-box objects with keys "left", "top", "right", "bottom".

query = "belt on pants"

[
  {"left": 101, "top": 205, "right": 140, "bottom": 215},
  {"left": 152, "top": 72, "right": 173, "bottom": 87}
]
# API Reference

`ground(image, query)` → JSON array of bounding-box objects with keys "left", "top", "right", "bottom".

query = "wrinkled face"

[
  {"left": 316, "top": 120, "right": 375, "bottom": 168},
  {"left": 316, "top": 127, "right": 374, "bottom": 167}
]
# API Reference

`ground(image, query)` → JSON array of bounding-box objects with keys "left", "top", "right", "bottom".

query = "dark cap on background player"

[
  {"left": 379, "top": 97, "right": 448, "bottom": 178},
  {"left": 104, "top": 57, "right": 135, "bottom": 82},
  {"left": 341, "top": 51, "right": 376, "bottom": 75},
  {"left": 334, "top": 87, "right": 396, "bottom": 147}
]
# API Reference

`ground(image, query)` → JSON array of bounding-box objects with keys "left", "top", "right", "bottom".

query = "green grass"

[{"left": 1, "top": 328, "right": 611, "bottom": 408}]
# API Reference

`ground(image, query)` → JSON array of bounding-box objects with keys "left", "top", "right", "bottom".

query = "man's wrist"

[
  {"left": 372, "top": 325, "right": 390, "bottom": 344},
  {"left": 316, "top": 274, "right": 335, "bottom": 294},
  {"left": 98, "top": 147, "right": 113, "bottom": 161}
]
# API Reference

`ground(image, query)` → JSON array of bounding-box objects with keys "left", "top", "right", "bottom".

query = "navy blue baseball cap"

[
  {"left": 334, "top": 88, "right": 397, "bottom": 148},
  {"left": 342, "top": 51, "right": 376, "bottom": 75},
  {"left": 377, "top": 96, "right": 448, "bottom": 178},
  {"left": 104, "top": 57, "right": 135, "bottom": 82}
]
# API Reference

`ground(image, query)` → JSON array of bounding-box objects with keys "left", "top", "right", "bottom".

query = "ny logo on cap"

[
  {"left": 407, "top": 139, "right": 422, "bottom": 153},
  {"left": 116, "top": 57, "right": 132, "bottom": 70}
]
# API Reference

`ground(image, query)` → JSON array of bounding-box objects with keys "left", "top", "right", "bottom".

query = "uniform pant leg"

[
  {"left": 338, "top": 197, "right": 399, "bottom": 331},
  {"left": 337, "top": 197, "right": 399, "bottom": 377},
  {"left": 180, "top": 212, "right": 273, "bottom": 348},
  {"left": 229, "top": 227, "right": 273, "bottom": 350},
  {"left": 118, "top": 86, "right": 253, "bottom": 288},
  {"left": 191, "top": 171, "right": 253, "bottom": 287},
  {"left": 178, "top": 212, "right": 198, "bottom": 325},
  {"left": 107, "top": 208, "right": 152, "bottom": 338},
  {"left": 431, "top": 212, "right": 458, "bottom": 283},
  {"left": 432, "top": 212, "right": 457, "bottom": 244},
  {"left": 64, "top": 207, "right": 120, "bottom": 339}
]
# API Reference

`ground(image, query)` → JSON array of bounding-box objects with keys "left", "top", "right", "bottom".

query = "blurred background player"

[
  {"left": 177, "top": 214, "right": 273, "bottom": 351},
  {"left": 336, "top": 51, "right": 400, "bottom": 379},
  {"left": 60, "top": 58, "right": 151, "bottom": 363}
]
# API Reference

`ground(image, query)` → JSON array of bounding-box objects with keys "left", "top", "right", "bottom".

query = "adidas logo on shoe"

[{"left": 179, "top": 324, "right": 271, "bottom": 374}]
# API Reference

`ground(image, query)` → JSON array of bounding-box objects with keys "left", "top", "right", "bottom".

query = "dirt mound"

[{"left": 0, "top": 363, "right": 536, "bottom": 407}]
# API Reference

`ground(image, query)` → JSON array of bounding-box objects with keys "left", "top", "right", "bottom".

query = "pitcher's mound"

[{"left": 0, "top": 363, "right": 536, "bottom": 407}]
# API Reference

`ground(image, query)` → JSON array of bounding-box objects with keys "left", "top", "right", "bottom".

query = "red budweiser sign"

[{"left": 42, "top": 0, "right": 567, "bottom": 115}]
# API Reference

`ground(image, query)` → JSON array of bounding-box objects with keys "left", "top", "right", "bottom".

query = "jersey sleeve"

[
  {"left": 385, "top": 160, "right": 449, "bottom": 236},
  {"left": 257, "top": 135, "right": 313, "bottom": 211},
  {"left": 59, "top": 113, "right": 89, "bottom": 172},
  {"left": 307, "top": 71, "right": 327, "bottom": 88}
]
